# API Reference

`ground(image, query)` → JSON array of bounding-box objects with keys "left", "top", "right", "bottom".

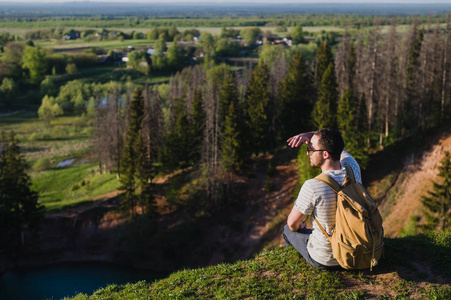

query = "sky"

[{"left": 1, "top": 0, "right": 451, "bottom": 3}]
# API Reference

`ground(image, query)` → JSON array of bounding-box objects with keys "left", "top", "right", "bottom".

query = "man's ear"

[{"left": 322, "top": 151, "right": 331, "bottom": 159}]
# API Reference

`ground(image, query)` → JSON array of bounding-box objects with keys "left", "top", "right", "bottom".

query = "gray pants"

[{"left": 282, "top": 225, "right": 341, "bottom": 270}]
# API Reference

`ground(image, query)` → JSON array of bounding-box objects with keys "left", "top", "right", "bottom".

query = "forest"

[{"left": 0, "top": 7, "right": 451, "bottom": 298}]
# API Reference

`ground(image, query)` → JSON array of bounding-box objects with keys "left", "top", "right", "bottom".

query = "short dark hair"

[{"left": 314, "top": 128, "right": 344, "bottom": 161}]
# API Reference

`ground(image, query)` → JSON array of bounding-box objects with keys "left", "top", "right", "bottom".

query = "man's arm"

[
  {"left": 287, "top": 206, "right": 306, "bottom": 232},
  {"left": 287, "top": 132, "right": 315, "bottom": 148}
]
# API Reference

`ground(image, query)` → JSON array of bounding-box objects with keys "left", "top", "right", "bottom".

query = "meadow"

[{"left": 0, "top": 113, "right": 120, "bottom": 212}]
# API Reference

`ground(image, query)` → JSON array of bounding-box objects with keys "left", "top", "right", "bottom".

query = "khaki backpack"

[{"left": 314, "top": 165, "right": 384, "bottom": 270}]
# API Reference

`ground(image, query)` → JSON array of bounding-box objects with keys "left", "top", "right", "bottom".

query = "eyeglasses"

[{"left": 306, "top": 145, "right": 327, "bottom": 156}]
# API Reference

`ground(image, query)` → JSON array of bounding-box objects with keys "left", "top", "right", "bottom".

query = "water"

[{"left": 0, "top": 262, "right": 161, "bottom": 300}]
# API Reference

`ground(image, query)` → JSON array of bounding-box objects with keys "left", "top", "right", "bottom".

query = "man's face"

[{"left": 308, "top": 135, "right": 325, "bottom": 168}]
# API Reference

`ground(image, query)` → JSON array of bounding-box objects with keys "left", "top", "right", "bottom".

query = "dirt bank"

[{"left": 377, "top": 129, "right": 451, "bottom": 237}]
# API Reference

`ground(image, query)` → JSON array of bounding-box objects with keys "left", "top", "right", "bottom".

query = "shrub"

[
  {"left": 33, "top": 157, "right": 52, "bottom": 171},
  {"left": 65, "top": 63, "right": 78, "bottom": 75}
]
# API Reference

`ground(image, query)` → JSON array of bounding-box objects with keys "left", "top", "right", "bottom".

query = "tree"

[
  {"left": 40, "top": 76, "right": 58, "bottom": 97},
  {"left": 91, "top": 84, "right": 125, "bottom": 176},
  {"left": 335, "top": 31, "right": 356, "bottom": 98},
  {"left": 221, "top": 101, "right": 242, "bottom": 173},
  {"left": 312, "top": 63, "right": 338, "bottom": 129},
  {"left": 120, "top": 87, "right": 155, "bottom": 217},
  {"left": 290, "top": 24, "right": 305, "bottom": 44},
  {"left": 152, "top": 38, "right": 167, "bottom": 71},
  {"left": 337, "top": 88, "right": 368, "bottom": 168},
  {"left": 421, "top": 151, "right": 451, "bottom": 232},
  {"left": 380, "top": 19, "right": 399, "bottom": 141},
  {"left": 160, "top": 97, "right": 193, "bottom": 171},
  {"left": 38, "top": 95, "right": 63, "bottom": 127},
  {"left": 219, "top": 69, "right": 239, "bottom": 126},
  {"left": 142, "top": 84, "right": 164, "bottom": 173},
  {"left": 278, "top": 51, "right": 315, "bottom": 137},
  {"left": 65, "top": 63, "right": 78, "bottom": 75},
  {"left": 441, "top": 15, "right": 451, "bottom": 121},
  {"left": 404, "top": 20, "right": 423, "bottom": 133},
  {"left": 0, "top": 131, "right": 43, "bottom": 250},
  {"left": 359, "top": 24, "right": 383, "bottom": 146},
  {"left": 215, "top": 38, "right": 240, "bottom": 57},
  {"left": 167, "top": 41, "right": 184, "bottom": 71},
  {"left": 0, "top": 77, "right": 17, "bottom": 106},
  {"left": 0, "top": 32, "right": 13, "bottom": 51},
  {"left": 198, "top": 32, "right": 216, "bottom": 61},
  {"left": 315, "top": 41, "right": 334, "bottom": 85},
  {"left": 22, "top": 46, "right": 47, "bottom": 85},
  {"left": 259, "top": 43, "right": 286, "bottom": 69},
  {"left": 147, "top": 28, "right": 159, "bottom": 40},
  {"left": 244, "top": 63, "right": 271, "bottom": 154},
  {"left": 1, "top": 42, "right": 25, "bottom": 66},
  {"left": 219, "top": 71, "right": 244, "bottom": 171},
  {"left": 127, "top": 51, "right": 150, "bottom": 75},
  {"left": 240, "top": 27, "right": 262, "bottom": 46}
]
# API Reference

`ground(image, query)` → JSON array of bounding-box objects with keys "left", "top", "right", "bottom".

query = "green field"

[
  {"left": 32, "top": 164, "right": 120, "bottom": 212},
  {"left": 0, "top": 112, "right": 120, "bottom": 212},
  {"left": 37, "top": 39, "right": 157, "bottom": 51}
]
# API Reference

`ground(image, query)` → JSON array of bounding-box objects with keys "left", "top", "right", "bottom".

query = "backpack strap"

[
  {"left": 313, "top": 172, "right": 345, "bottom": 241},
  {"left": 344, "top": 164, "right": 355, "bottom": 185},
  {"left": 313, "top": 216, "right": 332, "bottom": 241},
  {"left": 314, "top": 173, "right": 341, "bottom": 193}
]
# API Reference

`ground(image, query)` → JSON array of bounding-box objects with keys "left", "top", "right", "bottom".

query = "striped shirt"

[{"left": 294, "top": 150, "right": 361, "bottom": 266}]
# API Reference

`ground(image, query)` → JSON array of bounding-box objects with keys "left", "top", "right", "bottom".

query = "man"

[{"left": 283, "top": 128, "right": 361, "bottom": 269}]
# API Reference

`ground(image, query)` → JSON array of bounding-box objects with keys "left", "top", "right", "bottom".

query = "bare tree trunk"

[
  {"left": 367, "top": 44, "right": 378, "bottom": 146},
  {"left": 203, "top": 80, "right": 220, "bottom": 206},
  {"left": 442, "top": 15, "right": 450, "bottom": 120},
  {"left": 335, "top": 29, "right": 351, "bottom": 98}
]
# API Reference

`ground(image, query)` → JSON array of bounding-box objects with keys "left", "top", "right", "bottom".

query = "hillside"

[
  {"left": 68, "top": 232, "right": 451, "bottom": 299},
  {"left": 371, "top": 129, "right": 451, "bottom": 237},
  {"left": 62, "top": 129, "right": 451, "bottom": 299}
]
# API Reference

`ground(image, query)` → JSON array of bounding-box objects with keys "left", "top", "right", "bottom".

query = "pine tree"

[
  {"left": 405, "top": 22, "right": 424, "bottom": 133},
  {"left": 190, "top": 89, "right": 205, "bottom": 165},
  {"left": 161, "top": 96, "right": 193, "bottom": 170},
  {"left": 312, "top": 63, "right": 338, "bottom": 129},
  {"left": 315, "top": 41, "right": 334, "bottom": 85},
  {"left": 218, "top": 70, "right": 245, "bottom": 170},
  {"left": 244, "top": 63, "right": 271, "bottom": 155},
  {"left": 120, "top": 87, "right": 155, "bottom": 217},
  {"left": 421, "top": 151, "right": 451, "bottom": 232},
  {"left": 219, "top": 70, "right": 239, "bottom": 127},
  {"left": 221, "top": 102, "right": 242, "bottom": 173},
  {"left": 337, "top": 89, "right": 368, "bottom": 168},
  {"left": 0, "top": 131, "right": 43, "bottom": 249},
  {"left": 278, "top": 51, "right": 315, "bottom": 137}
]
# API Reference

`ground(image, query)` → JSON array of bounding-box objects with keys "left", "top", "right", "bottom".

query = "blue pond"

[{"left": 0, "top": 262, "right": 161, "bottom": 300}]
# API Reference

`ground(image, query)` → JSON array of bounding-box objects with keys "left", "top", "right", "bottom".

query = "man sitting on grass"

[{"left": 283, "top": 128, "right": 361, "bottom": 269}]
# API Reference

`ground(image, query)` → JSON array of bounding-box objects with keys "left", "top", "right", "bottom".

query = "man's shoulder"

[{"left": 302, "top": 177, "right": 331, "bottom": 191}]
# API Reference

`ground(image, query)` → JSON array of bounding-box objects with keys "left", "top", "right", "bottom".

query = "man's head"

[{"left": 311, "top": 128, "right": 344, "bottom": 162}]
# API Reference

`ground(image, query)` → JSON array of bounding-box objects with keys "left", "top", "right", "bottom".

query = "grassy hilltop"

[{"left": 68, "top": 233, "right": 451, "bottom": 300}]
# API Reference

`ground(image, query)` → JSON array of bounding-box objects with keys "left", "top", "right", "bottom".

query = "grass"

[
  {"left": 69, "top": 247, "right": 344, "bottom": 299},
  {"left": 36, "top": 39, "right": 157, "bottom": 51},
  {"left": 32, "top": 163, "right": 120, "bottom": 212},
  {"left": 0, "top": 112, "right": 121, "bottom": 212},
  {"left": 67, "top": 231, "right": 451, "bottom": 299},
  {"left": 0, "top": 113, "right": 91, "bottom": 162}
]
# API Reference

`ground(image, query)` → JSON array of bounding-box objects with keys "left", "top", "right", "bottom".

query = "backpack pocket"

[{"left": 331, "top": 234, "right": 357, "bottom": 269}]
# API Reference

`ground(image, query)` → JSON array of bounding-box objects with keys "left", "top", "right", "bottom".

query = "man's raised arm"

[{"left": 286, "top": 132, "right": 315, "bottom": 148}]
